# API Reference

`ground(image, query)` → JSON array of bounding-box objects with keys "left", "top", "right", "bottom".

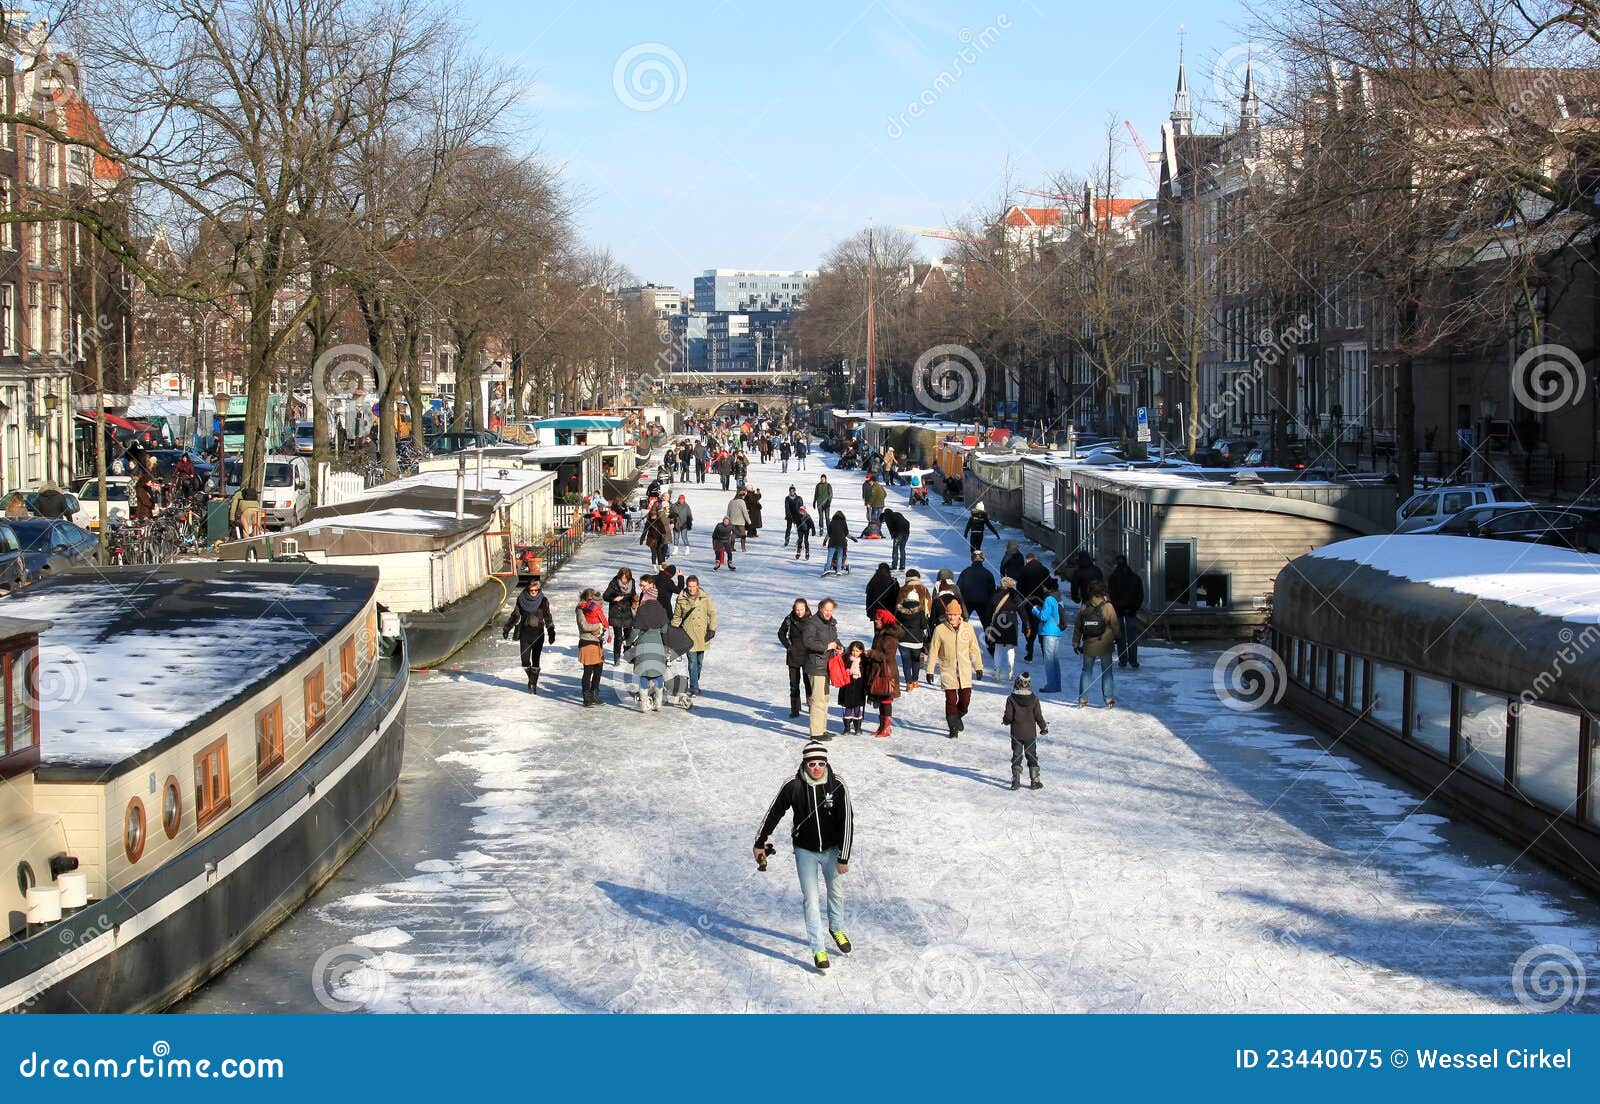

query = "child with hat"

[{"left": 1002, "top": 672, "right": 1048, "bottom": 791}]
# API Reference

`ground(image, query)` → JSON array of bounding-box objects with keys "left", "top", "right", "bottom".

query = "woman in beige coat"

[{"left": 924, "top": 598, "right": 984, "bottom": 738}]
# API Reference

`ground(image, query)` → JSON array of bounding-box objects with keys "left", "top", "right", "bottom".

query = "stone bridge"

[{"left": 677, "top": 393, "right": 794, "bottom": 417}]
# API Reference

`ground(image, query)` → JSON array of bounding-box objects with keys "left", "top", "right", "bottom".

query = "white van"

[
  {"left": 1394, "top": 483, "right": 1516, "bottom": 532},
  {"left": 216, "top": 455, "right": 312, "bottom": 530}
]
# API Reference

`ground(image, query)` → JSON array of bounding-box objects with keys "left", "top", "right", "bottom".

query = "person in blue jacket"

[{"left": 1034, "top": 576, "right": 1065, "bottom": 693}]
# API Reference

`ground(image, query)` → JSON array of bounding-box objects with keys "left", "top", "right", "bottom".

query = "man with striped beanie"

[{"left": 754, "top": 741, "right": 855, "bottom": 972}]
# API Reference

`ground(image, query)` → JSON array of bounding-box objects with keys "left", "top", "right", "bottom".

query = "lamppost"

[
  {"left": 215, "top": 390, "right": 230, "bottom": 539},
  {"left": 42, "top": 391, "right": 58, "bottom": 484}
]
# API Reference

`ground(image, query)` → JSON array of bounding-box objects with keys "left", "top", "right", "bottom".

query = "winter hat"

[
  {"left": 801, "top": 741, "right": 829, "bottom": 765},
  {"left": 1014, "top": 672, "right": 1032, "bottom": 690},
  {"left": 873, "top": 609, "right": 897, "bottom": 626},
  {"left": 677, "top": 494, "right": 687, "bottom": 503},
  {"left": 789, "top": 485, "right": 796, "bottom": 492},
  {"left": 937, "top": 568, "right": 954, "bottom": 583}
]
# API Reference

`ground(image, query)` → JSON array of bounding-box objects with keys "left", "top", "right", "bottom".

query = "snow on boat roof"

[
  {"left": 6, "top": 563, "right": 378, "bottom": 773},
  {"left": 1310, "top": 535, "right": 1600, "bottom": 622},
  {"left": 304, "top": 507, "right": 477, "bottom": 533},
  {"left": 365, "top": 467, "right": 555, "bottom": 499}
]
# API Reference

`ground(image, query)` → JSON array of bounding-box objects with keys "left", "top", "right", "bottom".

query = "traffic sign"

[{"left": 1136, "top": 406, "right": 1151, "bottom": 443}]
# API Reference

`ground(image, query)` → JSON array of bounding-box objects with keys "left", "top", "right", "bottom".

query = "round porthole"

[
  {"left": 162, "top": 776, "right": 181, "bottom": 839},
  {"left": 124, "top": 797, "right": 146, "bottom": 863},
  {"left": 16, "top": 860, "right": 34, "bottom": 896}
]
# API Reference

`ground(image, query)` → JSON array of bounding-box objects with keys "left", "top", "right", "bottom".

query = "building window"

[
  {"left": 22, "top": 134, "right": 37, "bottom": 186},
  {"left": 26, "top": 280, "right": 40, "bottom": 354},
  {"left": 256, "top": 698, "right": 284, "bottom": 779},
  {"left": 1, "top": 284, "right": 15, "bottom": 355},
  {"left": 161, "top": 775, "right": 182, "bottom": 839},
  {"left": 0, "top": 181, "right": 12, "bottom": 251},
  {"left": 339, "top": 637, "right": 357, "bottom": 698},
  {"left": 1458, "top": 689, "right": 1508, "bottom": 784},
  {"left": 43, "top": 142, "right": 57, "bottom": 190},
  {"left": 194, "top": 735, "right": 231, "bottom": 830},
  {"left": 45, "top": 221, "right": 58, "bottom": 268},
  {"left": 1370, "top": 663, "right": 1405, "bottom": 735},
  {"left": 123, "top": 796, "right": 146, "bottom": 863},
  {"left": 45, "top": 284, "right": 60, "bottom": 353},
  {"left": 304, "top": 667, "right": 325, "bottom": 737},
  {"left": 25, "top": 211, "right": 39, "bottom": 266},
  {"left": 1515, "top": 703, "right": 1579, "bottom": 813},
  {"left": 1410, "top": 675, "right": 1451, "bottom": 757}
]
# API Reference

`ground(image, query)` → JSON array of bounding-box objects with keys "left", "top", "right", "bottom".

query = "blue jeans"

[
  {"left": 1079, "top": 652, "right": 1114, "bottom": 702},
  {"left": 827, "top": 545, "right": 847, "bottom": 572},
  {"left": 794, "top": 847, "right": 845, "bottom": 954},
  {"left": 1038, "top": 634, "right": 1062, "bottom": 693},
  {"left": 890, "top": 536, "right": 907, "bottom": 570},
  {"left": 686, "top": 650, "right": 704, "bottom": 695}
]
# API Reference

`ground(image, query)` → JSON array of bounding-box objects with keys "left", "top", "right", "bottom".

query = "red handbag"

[{"left": 827, "top": 652, "right": 851, "bottom": 689}]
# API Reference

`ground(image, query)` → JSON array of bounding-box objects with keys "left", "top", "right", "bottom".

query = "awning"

[{"left": 76, "top": 412, "right": 156, "bottom": 433}]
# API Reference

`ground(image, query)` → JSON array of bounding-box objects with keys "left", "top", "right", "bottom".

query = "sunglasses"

[{"left": 804, "top": 759, "right": 827, "bottom": 769}]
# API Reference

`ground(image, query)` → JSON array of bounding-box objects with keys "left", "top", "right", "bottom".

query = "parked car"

[
  {"left": 1198, "top": 438, "right": 1259, "bottom": 466},
  {"left": 71, "top": 477, "right": 135, "bottom": 530},
  {"left": 1240, "top": 443, "right": 1311, "bottom": 471},
  {"left": 425, "top": 430, "right": 503, "bottom": 454},
  {"left": 1409, "top": 500, "right": 1537, "bottom": 536},
  {"left": 1473, "top": 507, "right": 1596, "bottom": 551},
  {"left": 0, "top": 524, "right": 25, "bottom": 592},
  {"left": 8, "top": 519, "right": 98, "bottom": 581},
  {"left": 1395, "top": 483, "right": 1517, "bottom": 532},
  {"left": 213, "top": 455, "right": 312, "bottom": 529},
  {"left": 146, "top": 449, "right": 215, "bottom": 484},
  {"left": 291, "top": 421, "right": 315, "bottom": 456}
]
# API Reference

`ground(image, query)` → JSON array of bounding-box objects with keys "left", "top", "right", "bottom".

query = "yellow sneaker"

[
  {"left": 831, "top": 930, "right": 852, "bottom": 954},
  {"left": 813, "top": 951, "right": 829, "bottom": 971}
]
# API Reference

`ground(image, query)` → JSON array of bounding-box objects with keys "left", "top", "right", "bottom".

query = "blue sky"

[{"left": 466, "top": 0, "right": 1257, "bottom": 288}]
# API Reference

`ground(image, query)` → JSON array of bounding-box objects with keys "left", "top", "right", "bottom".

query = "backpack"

[{"left": 1079, "top": 602, "right": 1109, "bottom": 641}]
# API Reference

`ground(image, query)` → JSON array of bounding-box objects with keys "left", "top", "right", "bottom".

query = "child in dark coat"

[
  {"left": 837, "top": 640, "right": 868, "bottom": 735},
  {"left": 1002, "top": 672, "right": 1048, "bottom": 791}
]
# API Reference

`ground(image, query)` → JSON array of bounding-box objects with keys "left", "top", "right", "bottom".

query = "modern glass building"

[{"left": 692, "top": 269, "right": 816, "bottom": 313}]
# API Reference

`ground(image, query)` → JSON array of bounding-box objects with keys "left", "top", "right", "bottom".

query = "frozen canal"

[{"left": 185, "top": 443, "right": 1600, "bottom": 1013}]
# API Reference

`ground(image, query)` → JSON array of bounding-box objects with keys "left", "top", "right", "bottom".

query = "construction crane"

[
  {"left": 1124, "top": 119, "right": 1161, "bottom": 189},
  {"left": 896, "top": 224, "right": 982, "bottom": 244}
]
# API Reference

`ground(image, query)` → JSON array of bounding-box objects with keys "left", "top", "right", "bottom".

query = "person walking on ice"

[
  {"left": 753, "top": 741, "right": 854, "bottom": 973},
  {"left": 964, "top": 502, "right": 1001, "bottom": 555},
  {"left": 1002, "top": 672, "right": 1047, "bottom": 790}
]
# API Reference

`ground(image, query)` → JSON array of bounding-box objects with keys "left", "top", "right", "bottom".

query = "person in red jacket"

[{"left": 866, "top": 609, "right": 902, "bottom": 737}]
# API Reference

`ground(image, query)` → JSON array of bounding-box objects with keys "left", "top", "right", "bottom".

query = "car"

[
  {"left": 1474, "top": 507, "right": 1595, "bottom": 550},
  {"left": 7, "top": 519, "right": 98, "bottom": 581},
  {"left": 145, "top": 449, "right": 215, "bottom": 485},
  {"left": 1395, "top": 483, "right": 1517, "bottom": 532},
  {"left": 1198, "top": 438, "right": 1260, "bottom": 466},
  {"left": 0, "top": 524, "right": 24, "bottom": 592},
  {"left": 71, "top": 477, "right": 135, "bottom": 530},
  {"left": 1408, "top": 500, "right": 1537, "bottom": 536},
  {"left": 21, "top": 489, "right": 81, "bottom": 519},
  {"left": 291, "top": 421, "right": 315, "bottom": 455},
  {"left": 212, "top": 455, "right": 312, "bottom": 529},
  {"left": 425, "top": 430, "right": 503, "bottom": 454},
  {"left": 1240, "top": 443, "right": 1312, "bottom": 471}
]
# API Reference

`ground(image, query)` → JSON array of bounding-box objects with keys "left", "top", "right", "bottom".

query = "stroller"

[{"left": 907, "top": 469, "right": 930, "bottom": 506}]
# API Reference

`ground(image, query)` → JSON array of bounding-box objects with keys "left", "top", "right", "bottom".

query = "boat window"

[
  {"left": 1308, "top": 644, "right": 1324, "bottom": 694},
  {"left": 1350, "top": 659, "right": 1366, "bottom": 712},
  {"left": 340, "top": 638, "right": 357, "bottom": 698},
  {"left": 1195, "top": 572, "right": 1230, "bottom": 608},
  {"left": 1515, "top": 703, "right": 1579, "bottom": 813},
  {"left": 124, "top": 797, "right": 146, "bottom": 863},
  {"left": 1458, "top": 690, "right": 1508, "bottom": 784},
  {"left": 1329, "top": 652, "right": 1346, "bottom": 703},
  {"left": 304, "top": 667, "right": 326, "bottom": 737},
  {"left": 1411, "top": 676, "right": 1452, "bottom": 757},
  {"left": 1370, "top": 663, "right": 1405, "bottom": 735},
  {"left": 162, "top": 776, "right": 182, "bottom": 839},
  {"left": 4, "top": 645, "right": 35, "bottom": 759},
  {"left": 366, "top": 608, "right": 379, "bottom": 662},
  {"left": 256, "top": 699, "right": 284, "bottom": 780},
  {"left": 194, "top": 736, "right": 231, "bottom": 830}
]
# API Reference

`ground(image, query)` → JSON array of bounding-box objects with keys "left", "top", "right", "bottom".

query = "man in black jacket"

[
  {"left": 864, "top": 563, "right": 899, "bottom": 624},
  {"left": 501, "top": 577, "right": 556, "bottom": 693},
  {"left": 1017, "top": 552, "right": 1052, "bottom": 660},
  {"left": 957, "top": 552, "right": 997, "bottom": 634},
  {"left": 782, "top": 485, "right": 804, "bottom": 546},
  {"left": 1108, "top": 552, "right": 1145, "bottom": 669},
  {"left": 881, "top": 507, "right": 910, "bottom": 571},
  {"left": 645, "top": 564, "right": 681, "bottom": 613},
  {"left": 754, "top": 740, "right": 853, "bottom": 972},
  {"left": 1069, "top": 550, "right": 1104, "bottom": 605}
]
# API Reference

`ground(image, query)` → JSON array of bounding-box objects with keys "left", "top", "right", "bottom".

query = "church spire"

[
  {"left": 1240, "top": 52, "right": 1260, "bottom": 130},
  {"left": 1171, "top": 30, "right": 1192, "bottom": 137}
]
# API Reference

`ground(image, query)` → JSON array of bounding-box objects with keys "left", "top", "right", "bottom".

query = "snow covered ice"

[{"left": 260, "top": 442, "right": 1600, "bottom": 1013}]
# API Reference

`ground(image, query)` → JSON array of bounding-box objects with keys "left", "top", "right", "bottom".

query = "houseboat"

[
  {"left": 0, "top": 563, "right": 406, "bottom": 1012},
  {"left": 1272, "top": 535, "right": 1600, "bottom": 893},
  {"left": 218, "top": 485, "right": 510, "bottom": 669}
]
